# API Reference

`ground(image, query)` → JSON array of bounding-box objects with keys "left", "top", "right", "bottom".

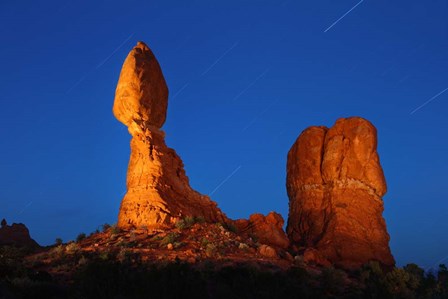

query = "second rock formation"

[{"left": 286, "top": 117, "right": 394, "bottom": 268}]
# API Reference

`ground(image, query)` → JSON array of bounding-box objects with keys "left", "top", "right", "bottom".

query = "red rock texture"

[
  {"left": 303, "top": 248, "right": 331, "bottom": 267},
  {"left": 286, "top": 117, "right": 394, "bottom": 269},
  {"left": 114, "top": 42, "right": 228, "bottom": 229},
  {"left": 0, "top": 221, "right": 39, "bottom": 248},
  {"left": 235, "top": 212, "right": 289, "bottom": 249},
  {"left": 113, "top": 41, "right": 168, "bottom": 129}
]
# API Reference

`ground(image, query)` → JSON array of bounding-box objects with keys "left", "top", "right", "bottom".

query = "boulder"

[
  {"left": 235, "top": 212, "right": 289, "bottom": 249},
  {"left": 258, "top": 244, "right": 278, "bottom": 259}
]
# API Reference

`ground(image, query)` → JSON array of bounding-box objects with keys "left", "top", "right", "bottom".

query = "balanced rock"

[
  {"left": 286, "top": 117, "right": 394, "bottom": 268},
  {"left": 114, "top": 42, "right": 228, "bottom": 229},
  {"left": 235, "top": 212, "right": 289, "bottom": 249},
  {"left": 113, "top": 41, "right": 168, "bottom": 129},
  {"left": 0, "top": 220, "right": 39, "bottom": 248}
]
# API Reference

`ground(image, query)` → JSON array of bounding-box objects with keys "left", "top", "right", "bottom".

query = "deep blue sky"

[{"left": 1, "top": 0, "right": 447, "bottom": 269}]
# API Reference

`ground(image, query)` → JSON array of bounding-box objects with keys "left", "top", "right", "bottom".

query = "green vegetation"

[
  {"left": 65, "top": 242, "right": 80, "bottom": 255},
  {"left": 205, "top": 243, "right": 218, "bottom": 257},
  {"left": 2, "top": 241, "right": 448, "bottom": 298},
  {"left": 223, "top": 222, "right": 238, "bottom": 234},
  {"left": 175, "top": 216, "right": 200, "bottom": 230},
  {"left": 110, "top": 224, "right": 121, "bottom": 235},
  {"left": 0, "top": 246, "right": 62, "bottom": 298},
  {"left": 101, "top": 223, "right": 111, "bottom": 232},
  {"left": 159, "top": 232, "right": 180, "bottom": 247},
  {"left": 76, "top": 233, "right": 86, "bottom": 243},
  {"left": 215, "top": 222, "right": 238, "bottom": 234},
  {"left": 200, "top": 237, "right": 210, "bottom": 248}
]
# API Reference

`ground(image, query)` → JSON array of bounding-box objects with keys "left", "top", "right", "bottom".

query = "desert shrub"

[
  {"left": 117, "top": 248, "right": 132, "bottom": 263},
  {"left": 99, "top": 251, "right": 109, "bottom": 261},
  {"left": 101, "top": 223, "right": 111, "bottom": 232},
  {"left": 184, "top": 216, "right": 196, "bottom": 226},
  {"left": 65, "top": 242, "right": 80, "bottom": 255},
  {"left": 51, "top": 245, "right": 65, "bottom": 258},
  {"left": 357, "top": 261, "right": 390, "bottom": 298},
  {"left": 422, "top": 271, "right": 438, "bottom": 298},
  {"left": 205, "top": 243, "right": 218, "bottom": 257},
  {"left": 8, "top": 276, "right": 61, "bottom": 299},
  {"left": 175, "top": 219, "right": 187, "bottom": 230},
  {"left": 200, "top": 237, "right": 209, "bottom": 248},
  {"left": 54, "top": 238, "right": 63, "bottom": 246},
  {"left": 72, "top": 260, "right": 207, "bottom": 298},
  {"left": 195, "top": 216, "right": 206, "bottom": 223},
  {"left": 160, "top": 233, "right": 180, "bottom": 247},
  {"left": 238, "top": 242, "right": 249, "bottom": 251},
  {"left": 319, "top": 267, "right": 346, "bottom": 295},
  {"left": 403, "top": 263, "right": 425, "bottom": 294},
  {"left": 175, "top": 216, "right": 197, "bottom": 230},
  {"left": 223, "top": 222, "right": 238, "bottom": 234},
  {"left": 110, "top": 224, "right": 121, "bottom": 235},
  {"left": 0, "top": 247, "right": 62, "bottom": 298},
  {"left": 173, "top": 242, "right": 184, "bottom": 249},
  {"left": 438, "top": 264, "right": 448, "bottom": 296},
  {"left": 129, "top": 231, "right": 137, "bottom": 242},
  {"left": 383, "top": 268, "right": 415, "bottom": 298},
  {"left": 76, "top": 233, "right": 86, "bottom": 242},
  {"left": 150, "top": 235, "right": 163, "bottom": 242},
  {"left": 78, "top": 256, "right": 88, "bottom": 266},
  {"left": 248, "top": 233, "right": 259, "bottom": 243},
  {"left": 0, "top": 246, "right": 27, "bottom": 279}
]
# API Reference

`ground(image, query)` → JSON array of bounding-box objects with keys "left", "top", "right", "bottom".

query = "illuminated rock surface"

[
  {"left": 286, "top": 117, "right": 394, "bottom": 268},
  {"left": 114, "top": 42, "right": 228, "bottom": 229},
  {"left": 235, "top": 212, "right": 289, "bottom": 249}
]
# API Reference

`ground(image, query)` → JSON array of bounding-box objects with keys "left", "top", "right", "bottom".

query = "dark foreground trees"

[{"left": 1, "top": 246, "right": 448, "bottom": 299}]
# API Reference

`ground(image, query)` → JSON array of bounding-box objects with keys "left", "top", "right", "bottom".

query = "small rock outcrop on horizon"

[
  {"left": 286, "top": 117, "right": 394, "bottom": 268},
  {"left": 114, "top": 42, "right": 228, "bottom": 229},
  {"left": 0, "top": 219, "right": 39, "bottom": 248}
]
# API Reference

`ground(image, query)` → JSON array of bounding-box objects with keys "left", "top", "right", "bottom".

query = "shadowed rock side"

[
  {"left": 0, "top": 219, "right": 40, "bottom": 248},
  {"left": 286, "top": 117, "right": 394, "bottom": 269},
  {"left": 114, "top": 42, "right": 228, "bottom": 229}
]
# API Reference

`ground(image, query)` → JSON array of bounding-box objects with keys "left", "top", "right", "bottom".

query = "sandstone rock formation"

[
  {"left": 235, "top": 212, "right": 289, "bottom": 249},
  {"left": 0, "top": 220, "right": 39, "bottom": 248},
  {"left": 114, "top": 42, "right": 228, "bottom": 229},
  {"left": 286, "top": 117, "right": 394, "bottom": 268}
]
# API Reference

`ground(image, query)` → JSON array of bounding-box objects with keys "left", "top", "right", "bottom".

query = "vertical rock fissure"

[{"left": 286, "top": 117, "right": 394, "bottom": 268}]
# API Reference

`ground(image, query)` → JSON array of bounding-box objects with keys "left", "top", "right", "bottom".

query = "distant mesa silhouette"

[
  {"left": 113, "top": 41, "right": 394, "bottom": 268},
  {"left": 286, "top": 117, "right": 395, "bottom": 268},
  {"left": 0, "top": 219, "right": 40, "bottom": 248}
]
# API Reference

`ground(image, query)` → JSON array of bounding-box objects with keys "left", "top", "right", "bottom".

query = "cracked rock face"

[
  {"left": 114, "top": 42, "right": 228, "bottom": 229},
  {"left": 286, "top": 117, "right": 394, "bottom": 268}
]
